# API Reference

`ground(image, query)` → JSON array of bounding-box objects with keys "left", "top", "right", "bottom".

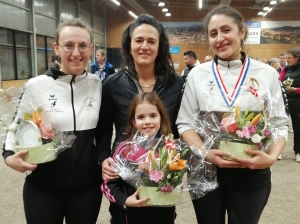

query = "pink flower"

[
  {"left": 264, "top": 129, "right": 271, "bottom": 137},
  {"left": 236, "top": 127, "right": 250, "bottom": 139},
  {"left": 40, "top": 121, "right": 55, "bottom": 139},
  {"left": 248, "top": 125, "right": 257, "bottom": 134},
  {"left": 221, "top": 117, "right": 238, "bottom": 134},
  {"left": 166, "top": 139, "right": 176, "bottom": 149},
  {"left": 149, "top": 170, "right": 163, "bottom": 182},
  {"left": 161, "top": 185, "right": 174, "bottom": 193}
]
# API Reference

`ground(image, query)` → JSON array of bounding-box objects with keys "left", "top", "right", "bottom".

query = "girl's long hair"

[{"left": 125, "top": 92, "right": 171, "bottom": 140}]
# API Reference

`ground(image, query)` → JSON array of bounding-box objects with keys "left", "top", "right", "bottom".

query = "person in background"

[
  {"left": 204, "top": 55, "right": 213, "bottom": 62},
  {"left": 49, "top": 54, "right": 61, "bottom": 69},
  {"left": 3, "top": 18, "right": 103, "bottom": 224},
  {"left": 278, "top": 52, "right": 288, "bottom": 73},
  {"left": 280, "top": 47, "right": 300, "bottom": 162},
  {"left": 177, "top": 6, "right": 288, "bottom": 224},
  {"left": 268, "top": 58, "right": 281, "bottom": 74},
  {"left": 268, "top": 57, "right": 289, "bottom": 160},
  {"left": 98, "top": 14, "right": 184, "bottom": 224},
  {"left": 91, "top": 49, "right": 115, "bottom": 80},
  {"left": 256, "top": 58, "right": 268, "bottom": 64},
  {"left": 181, "top": 50, "right": 200, "bottom": 81}
]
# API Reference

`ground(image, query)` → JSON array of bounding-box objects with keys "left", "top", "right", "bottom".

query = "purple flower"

[
  {"left": 149, "top": 170, "right": 163, "bottom": 183},
  {"left": 257, "top": 142, "right": 263, "bottom": 149},
  {"left": 248, "top": 125, "right": 257, "bottom": 134},
  {"left": 161, "top": 185, "right": 174, "bottom": 193},
  {"left": 264, "top": 129, "right": 271, "bottom": 137}
]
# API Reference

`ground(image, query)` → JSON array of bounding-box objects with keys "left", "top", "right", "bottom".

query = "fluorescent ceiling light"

[
  {"left": 263, "top": 7, "right": 269, "bottom": 10},
  {"left": 268, "top": 8, "right": 272, "bottom": 12},
  {"left": 199, "top": 0, "right": 202, "bottom": 9},
  {"left": 270, "top": 1, "right": 277, "bottom": 5},
  {"left": 111, "top": 0, "right": 120, "bottom": 6},
  {"left": 258, "top": 12, "right": 264, "bottom": 15},
  {"left": 263, "top": 12, "right": 268, "bottom": 16},
  {"left": 158, "top": 2, "right": 165, "bottom": 7},
  {"left": 166, "top": 13, "right": 171, "bottom": 16},
  {"left": 162, "top": 8, "right": 168, "bottom": 12},
  {"left": 129, "top": 11, "right": 138, "bottom": 19}
]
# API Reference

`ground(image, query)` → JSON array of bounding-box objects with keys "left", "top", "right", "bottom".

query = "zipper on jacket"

[
  {"left": 69, "top": 75, "right": 76, "bottom": 189},
  {"left": 70, "top": 76, "right": 76, "bottom": 131},
  {"left": 125, "top": 71, "right": 143, "bottom": 93}
]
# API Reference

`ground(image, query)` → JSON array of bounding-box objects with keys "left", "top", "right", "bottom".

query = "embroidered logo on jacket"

[{"left": 83, "top": 97, "right": 96, "bottom": 110}]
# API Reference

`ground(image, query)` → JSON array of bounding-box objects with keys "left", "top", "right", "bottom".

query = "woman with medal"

[{"left": 176, "top": 6, "right": 288, "bottom": 224}]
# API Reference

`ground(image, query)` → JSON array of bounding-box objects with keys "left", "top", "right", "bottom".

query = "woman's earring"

[{"left": 208, "top": 47, "right": 211, "bottom": 55}]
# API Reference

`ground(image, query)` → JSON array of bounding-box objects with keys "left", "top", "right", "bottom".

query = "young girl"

[{"left": 101, "top": 92, "right": 176, "bottom": 224}]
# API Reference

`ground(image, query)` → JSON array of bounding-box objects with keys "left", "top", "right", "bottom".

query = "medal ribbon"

[{"left": 212, "top": 56, "right": 250, "bottom": 107}]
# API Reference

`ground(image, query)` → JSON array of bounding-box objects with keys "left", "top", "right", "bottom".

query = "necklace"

[
  {"left": 139, "top": 77, "right": 157, "bottom": 89},
  {"left": 140, "top": 83, "right": 155, "bottom": 88}
]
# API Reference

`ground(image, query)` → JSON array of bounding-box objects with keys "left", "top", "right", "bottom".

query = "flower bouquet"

[
  {"left": 0, "top": 87, "right": 23, "bottom": 148},
  {"left": 111, "top": 132, "right": 189, "bottom": 206},
  {"left": 4, "top": 103, "right": 76, "bottom": 164},
  {"left": 283, "top": 77, "right": 293, "bottom": 88},
  {"left": 219, "top": 106, "right": 272, "bottom": 160}
]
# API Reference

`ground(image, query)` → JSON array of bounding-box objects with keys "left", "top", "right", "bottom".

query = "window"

[{"left": 0, "top": 28, "right": 31, "bottom": 80}]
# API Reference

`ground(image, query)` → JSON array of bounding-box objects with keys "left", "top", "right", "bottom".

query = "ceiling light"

[
  {"left": 199, "top": 0, "right": 202, "bottom": 9},
  {"left": 270, "top": 1, "right": 277, "bottom": 5},
  {"left": 268, "top": 8, "right": 272, "bottom": 12},
  {"left": 158, "top": 2, "right": 165, "bottom": 7},
  {"left": 111, "top": 0, "right": 120, "bottom": 6},
  {"left": 166, "top": 13, "right": 171, "bottom": 16},
  {"left": 162, "top": 8, "right": 168, "bottom": 12},
  {"left": 129, "top": 11, "right": 138, "bottom": 19},
  {"left": 258, "top": 12, "right": 264, "bottom": 15},
  {"left": 263, "top": 7, "right": 269, "bottom": 10},
  {"left": 263, "top": 12, "right": 268, "bottom": 16}
]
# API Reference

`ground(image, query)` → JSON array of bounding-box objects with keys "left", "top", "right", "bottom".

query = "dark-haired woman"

[
  {"left": 177, "top": 6, "right": 288, "bottom": 224},
  {"left": 280, "top": 47, "right": 300, "bottom": 162},
  {"left": 98, "top": 14, "right": 184, "bottom": 224}
]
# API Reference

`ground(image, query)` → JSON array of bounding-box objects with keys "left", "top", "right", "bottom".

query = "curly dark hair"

[{"left": 120, "top": 14, "right": 174, "bottom": 81}]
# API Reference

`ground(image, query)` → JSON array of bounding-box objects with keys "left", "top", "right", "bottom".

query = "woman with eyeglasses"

[{"left": 3, "top": 18, "right": 103, "bottom": 224}]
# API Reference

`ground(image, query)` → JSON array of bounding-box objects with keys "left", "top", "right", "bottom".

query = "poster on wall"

[
  {"left": 261, "top": 21, "right": 300, "bottom": 44},
  {"left": 245, "top": 22, "right": 261, "bottom": 44},
  {"left": 161, "top": 22, "right": 205, "bottom": 44}
]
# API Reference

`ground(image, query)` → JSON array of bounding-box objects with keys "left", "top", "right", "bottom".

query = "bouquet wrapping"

[
  {"left": 1, "top": 92, "right": 76, "bottom": 164},
  {"left": 182, "top": 111, "right": 220, "bottom": 200},
  {"left": 111, "top": 132, "right": 189, "bottom": 206}
]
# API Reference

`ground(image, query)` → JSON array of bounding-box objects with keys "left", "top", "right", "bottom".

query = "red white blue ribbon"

[{"left": 212, "top": 56, "right": 250, "bottom": 107}]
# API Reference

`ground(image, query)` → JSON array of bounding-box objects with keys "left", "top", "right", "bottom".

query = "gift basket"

[
  {"left": 1, "top": 87, "right": 76, "bottom": 164},
  {"left": 111, "top": 132, "right": 189, "bottom": 206}
]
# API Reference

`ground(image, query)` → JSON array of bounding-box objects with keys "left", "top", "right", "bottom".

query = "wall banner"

[{"left": 245, "top": 21, "right": 261, "bottom": 44}]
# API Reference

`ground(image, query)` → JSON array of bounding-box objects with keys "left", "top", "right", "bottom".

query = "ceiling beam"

[
  {"left": 220, "top": 0, "right": 232, "bottom": 6},
  {"left": 123, "top": 0, "right": 148, "bottom": 14}
]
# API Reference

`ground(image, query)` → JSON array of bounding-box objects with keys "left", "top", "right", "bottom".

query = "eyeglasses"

[{"left": 59, "top": 41, "right": 91, "bottom": 53}]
